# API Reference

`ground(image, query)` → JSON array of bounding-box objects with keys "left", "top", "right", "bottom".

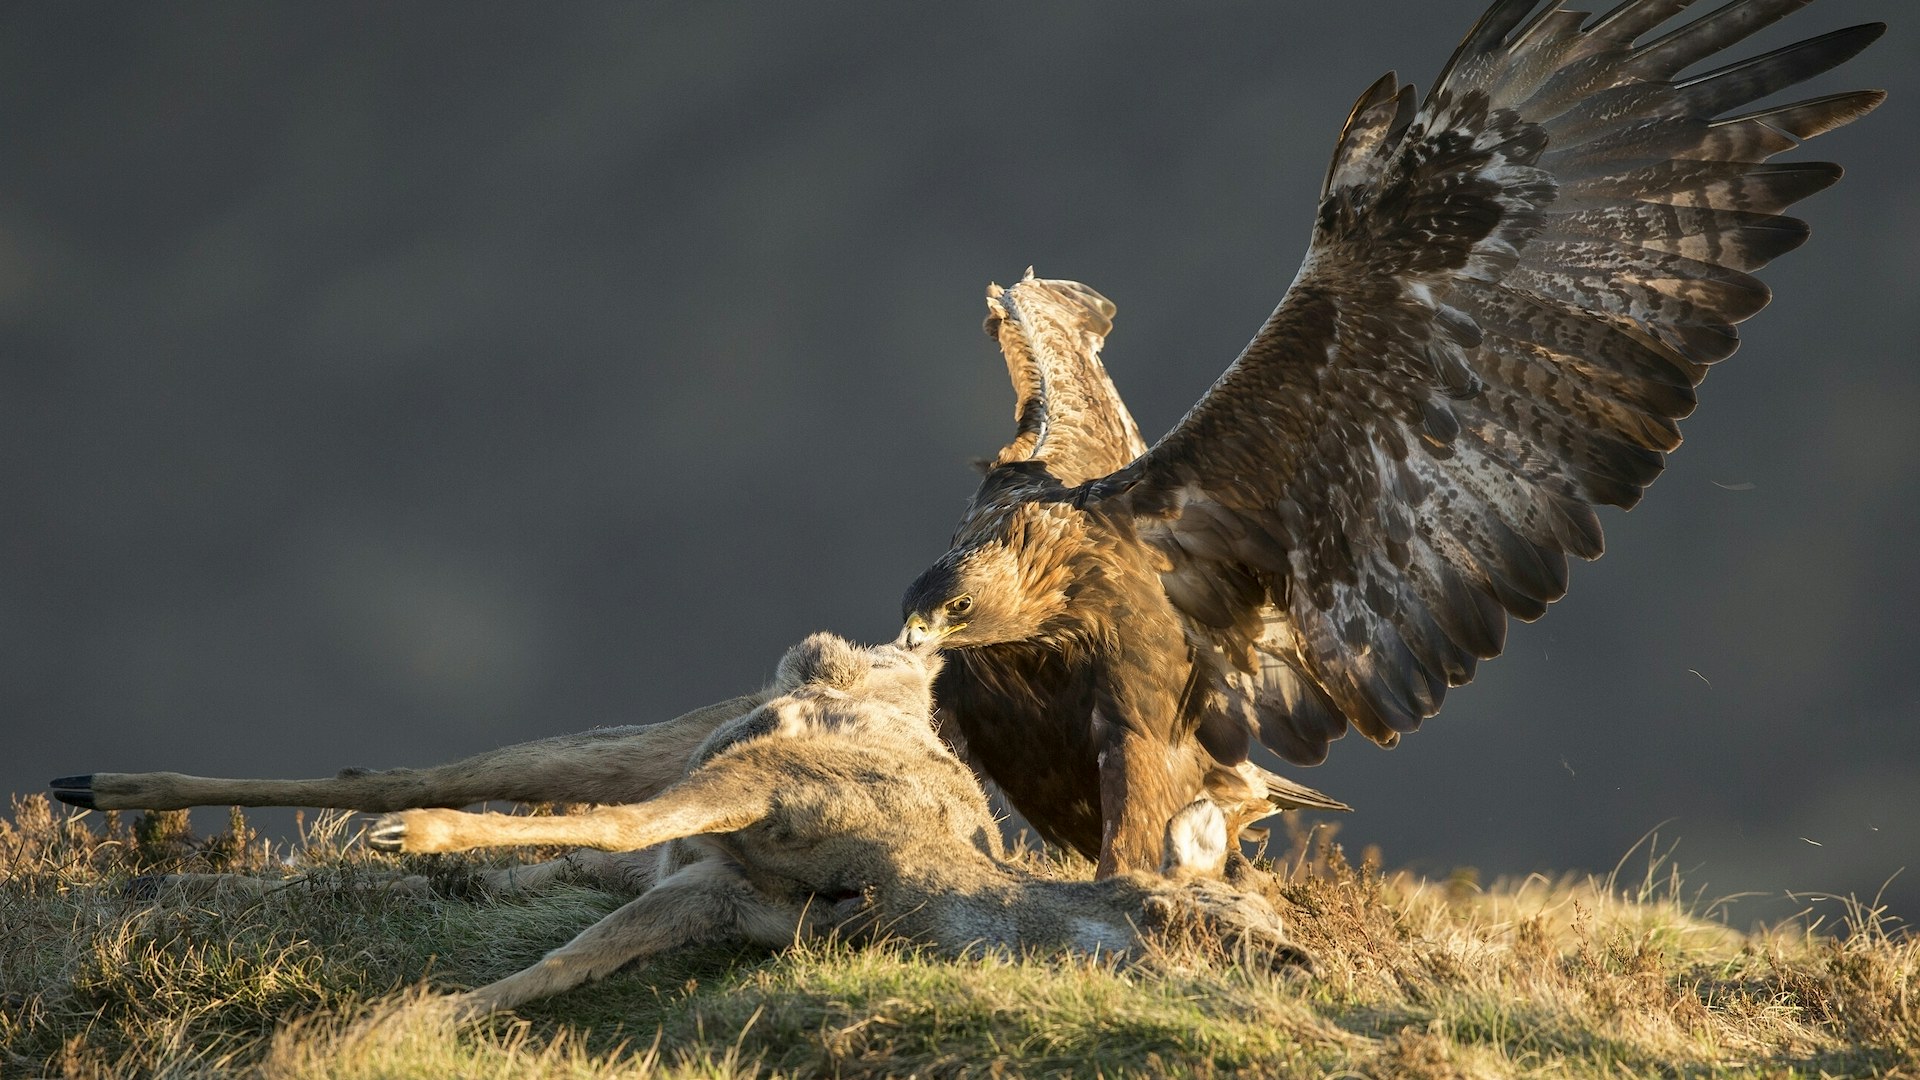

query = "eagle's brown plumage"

[{"left": 899, "top": 0, "right": 1884, "bottom": 876}]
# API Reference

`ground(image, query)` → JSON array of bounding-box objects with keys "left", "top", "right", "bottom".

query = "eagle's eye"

[{"left": 947, "top": 595, "right": 973, "bottom": 617}]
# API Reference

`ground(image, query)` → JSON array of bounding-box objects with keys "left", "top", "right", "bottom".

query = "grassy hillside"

[{"left": 1, "top": 795, "right": 1913, "bottom": 1079}]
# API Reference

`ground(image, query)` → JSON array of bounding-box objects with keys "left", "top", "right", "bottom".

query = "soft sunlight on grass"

[{"left": 2, "top": 796, "right": 1913, "bottom": 1078}]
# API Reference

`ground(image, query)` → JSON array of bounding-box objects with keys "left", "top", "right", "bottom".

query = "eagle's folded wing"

[{"left": 1093, "top": 0, "right": 1883, "bottom": 766}]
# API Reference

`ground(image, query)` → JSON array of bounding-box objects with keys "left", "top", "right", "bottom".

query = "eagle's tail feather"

[{"left": 1254, "top": 766, "right": 1352, "bottom": 814}]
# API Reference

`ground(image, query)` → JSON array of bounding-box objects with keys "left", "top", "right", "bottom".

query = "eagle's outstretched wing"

[
  {"left": 1090, "top": 0, "right": 1884, "bottom": 765},
  {"left": 985, "top": 272, "right": 1147, "bottom": 487}
]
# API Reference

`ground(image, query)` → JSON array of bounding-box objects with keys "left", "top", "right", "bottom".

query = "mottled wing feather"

[
  {"left": 1103, "top": 0, "right": 1883, "bottom": 765},
  {"left": 987, "top": 272, "right": 1148, "bottom": 487}
]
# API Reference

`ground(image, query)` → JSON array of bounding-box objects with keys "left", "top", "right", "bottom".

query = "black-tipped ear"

[{"left": 50, "top": 775, "right": 97, "bottom": 810}]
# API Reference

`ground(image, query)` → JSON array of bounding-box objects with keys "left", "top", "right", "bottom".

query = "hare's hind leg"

[
  {"left": 52, "top": 692, "right": 767, "bottom": 813},
  {"left": 474, "top": 848, "right": 661, "bottom": 895},
  {"left": 131, "top": 849, "right": 661, "bottom": 903},
  {"left": 446, "top": 858, "right": 811, "bottom": 1018}
]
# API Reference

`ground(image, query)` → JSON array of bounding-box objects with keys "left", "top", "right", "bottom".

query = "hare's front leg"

[
  {"left": 442, "top": 859, "right": 813, "bottom": 1018},
  {"left": 368, "top": 772, "right": 772, "bottom": 855}
]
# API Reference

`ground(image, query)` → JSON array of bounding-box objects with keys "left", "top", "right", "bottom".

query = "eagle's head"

[
  {"left": 899, "top": 545, "right": 998, "bottom": 650},
  {"left": 898, "top": 508, "right": 1081, "bottom": 652}
]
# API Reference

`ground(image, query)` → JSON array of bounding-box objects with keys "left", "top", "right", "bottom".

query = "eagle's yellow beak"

[
  {"left": 898, "top": 615, "right": 933, "bottom": 651},
  {"left": 898, "top": 615, "right": 966, "bottom": 651}
]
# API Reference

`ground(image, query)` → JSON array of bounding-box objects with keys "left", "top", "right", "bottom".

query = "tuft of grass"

[{"left": 1, "top": 795, "right": 1914, "bottom": 1078}]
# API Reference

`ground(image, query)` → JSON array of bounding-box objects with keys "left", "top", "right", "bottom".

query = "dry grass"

[{"left": 1, "top": 795, "right": 1913, "bottom": 1079}]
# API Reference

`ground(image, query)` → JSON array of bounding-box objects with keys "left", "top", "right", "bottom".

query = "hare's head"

[
  {"left": 765, "top": 633, "right": 944, "bottom": 745},
  {"left": 773, "top": 632, "right": 873, "bottom": 691}
]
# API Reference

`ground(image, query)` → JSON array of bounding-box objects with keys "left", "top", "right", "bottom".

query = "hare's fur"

[{"left": 56, "top": 633, "right": 1307, "bottom": 1017}]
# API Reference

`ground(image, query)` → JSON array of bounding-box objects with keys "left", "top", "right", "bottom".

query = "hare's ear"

[
  {"left": 1160, "top": 800, "right": 1229, "bottom": 883},
  {"left": 774, "top": 632, "right": 870, "bottom": 691}
]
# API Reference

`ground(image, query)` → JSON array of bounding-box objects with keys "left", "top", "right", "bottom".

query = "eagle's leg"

[{"left": 1094, "top": 728, "right": 1192, "bottom": 879}]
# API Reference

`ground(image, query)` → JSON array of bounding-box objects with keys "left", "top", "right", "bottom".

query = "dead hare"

[{"left": 51, "top": 633, "right": 1310, "bottom": 1018}]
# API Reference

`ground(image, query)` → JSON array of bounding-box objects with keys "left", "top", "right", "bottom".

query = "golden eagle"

[{"left": 897, "top": 0, "right": 1884, "bottom": 876}]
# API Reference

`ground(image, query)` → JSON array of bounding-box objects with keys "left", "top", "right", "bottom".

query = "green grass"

[{"left": 2, "top": 795, "right": 1914, "bottom": 1079}]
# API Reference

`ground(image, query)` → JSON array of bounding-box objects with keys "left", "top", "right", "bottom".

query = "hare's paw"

[{"left": 369, "top": 808, "right": 470, "bottom": 854}]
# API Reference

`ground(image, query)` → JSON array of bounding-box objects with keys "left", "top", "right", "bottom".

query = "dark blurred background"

[{"left": 4, "top": 2, "right": 1914, "bottom": 924}]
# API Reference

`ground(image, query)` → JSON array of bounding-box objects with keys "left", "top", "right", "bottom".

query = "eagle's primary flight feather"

[{"left": 899, "top": 0, "right": 1884, "bottom": 876}]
